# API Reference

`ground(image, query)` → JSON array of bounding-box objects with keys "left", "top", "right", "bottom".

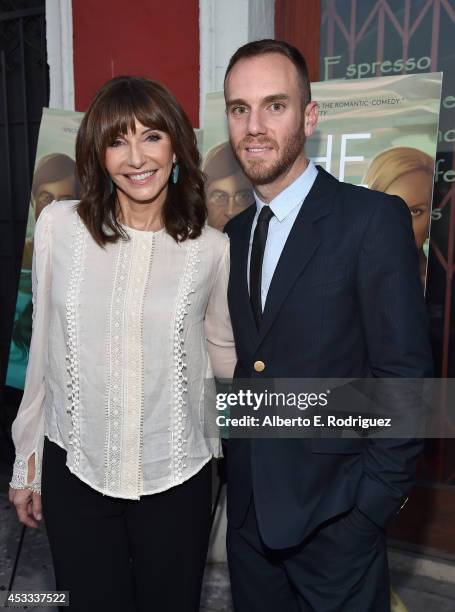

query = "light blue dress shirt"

[{"left": 247, "top": 160, "right": 318, "bottom": 310}]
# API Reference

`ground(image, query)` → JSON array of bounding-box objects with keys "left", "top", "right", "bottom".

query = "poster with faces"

[
  {"left": 203, "top": 72, "right": 442, "bottom": 287},
  {"left": 6, "top": 109, "right": 84, "bottom": 390}
]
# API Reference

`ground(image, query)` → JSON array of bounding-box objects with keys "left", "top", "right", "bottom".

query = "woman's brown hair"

[{"left": 76, "top": 76, "right": 206, "bottom": 245}]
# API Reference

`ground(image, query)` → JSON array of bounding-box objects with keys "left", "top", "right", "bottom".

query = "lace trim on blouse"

[
  {"left": 104, "top": 233, "right": 154, "bottom": 496},
  {"left": 65, "top": 215, "right": 87, "bottom": 472},
  {"left": 10, "top": 453, "right": 42, "bottom": 493},
  {"left": 171, "top": 239, "right": 201, "bottom": 484}
]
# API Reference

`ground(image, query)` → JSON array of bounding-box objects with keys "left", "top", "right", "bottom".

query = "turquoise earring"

[{"left": 172, "top": 162, "right": 180, "bottom": 184}]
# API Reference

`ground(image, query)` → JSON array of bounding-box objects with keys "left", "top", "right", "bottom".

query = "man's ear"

[{"left": 303, "top": 101, "right": 319, "bottom": 138}]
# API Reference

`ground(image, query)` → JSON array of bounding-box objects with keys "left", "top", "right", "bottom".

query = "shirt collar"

[{"left": 254, "top": 160, "right": 318, "bottom": 222}]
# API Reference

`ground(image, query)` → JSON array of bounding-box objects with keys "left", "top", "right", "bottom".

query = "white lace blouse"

[{"left": 10, "top": 200, "right": 236, "bottom": 499}]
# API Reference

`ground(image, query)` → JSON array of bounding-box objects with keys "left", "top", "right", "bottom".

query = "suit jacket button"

[{"left": 254, "top": 360, "right": 265, "bottom": 372}]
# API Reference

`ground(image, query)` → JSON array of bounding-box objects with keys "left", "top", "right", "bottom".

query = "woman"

[
  {"left": 363, "top": 146, "right": 434, "bottom": 288},
  {"left": 203, "top": 141, "right": 254, "bottom": 231},
  {"left": 9, "top": 76, "right": 236, "bottom": 612}
]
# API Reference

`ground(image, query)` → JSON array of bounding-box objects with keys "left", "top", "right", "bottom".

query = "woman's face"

[
  {"left": 385, "top": 169, "right": 433, "bottom": 249},
  {"left": 207, "top": 172, "right": 255, "bottom": 231},
  {"left": 104, "top": 118, "right": 175, "bottom": 209}
]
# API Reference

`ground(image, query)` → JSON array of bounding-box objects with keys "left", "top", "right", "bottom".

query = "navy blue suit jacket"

[{"left": 224, "top": 166, "right": 433, "bottom": 550}]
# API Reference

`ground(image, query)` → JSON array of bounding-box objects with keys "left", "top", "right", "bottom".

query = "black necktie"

[{"left": 250, "top": 206, "right": 274, "bottom": 328}]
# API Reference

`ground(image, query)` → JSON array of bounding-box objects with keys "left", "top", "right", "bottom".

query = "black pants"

[
  {"left": 41, "top": 438, "right": 212, "bottom": 612},
  {"left": 227, "top": 497, "right": 390, "bottom": 612}
]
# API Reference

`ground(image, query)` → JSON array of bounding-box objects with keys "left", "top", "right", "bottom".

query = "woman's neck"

[{"left": 117, "top": 197, "right": 164, "bottom": 232}]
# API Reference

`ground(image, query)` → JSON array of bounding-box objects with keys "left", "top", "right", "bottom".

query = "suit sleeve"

[{"left": 354, "top": 194, "right": 433, "bottom": 527}]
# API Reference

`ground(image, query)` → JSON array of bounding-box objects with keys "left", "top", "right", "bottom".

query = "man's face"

[
  {"left": 35, "top": 174, "right": 78, "bottom": 219},
  {"left": 224, "top": 53, "right": 317, "bottom": 188},
  {"left": 207, "top": 172, "right": 254, "bottom": 230}
]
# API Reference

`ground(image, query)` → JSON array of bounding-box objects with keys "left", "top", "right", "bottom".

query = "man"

[
  {"left": 223, "top": 39, "right": 433, "bottom": 612},
  {"left": 22, "top": 153, "right": 81, "bottom": 270},
  {"left": 203, "top": 141, "right": 254, "bottom": 231},
  {"left": 32, "top": 153, "right": 80, "bottom": 219}
]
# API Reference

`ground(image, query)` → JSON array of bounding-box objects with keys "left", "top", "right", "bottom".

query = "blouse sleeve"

[
  {"left": 204, "top": 238, "right": 237, "bottom": 380},
  {"left": 9, "top": 206, "right": 53, "bottom": 494}
]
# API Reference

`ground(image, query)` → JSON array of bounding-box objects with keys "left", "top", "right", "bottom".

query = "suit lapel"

[{"left": 257, "top": 168, "right": 338, "bottom": 346}]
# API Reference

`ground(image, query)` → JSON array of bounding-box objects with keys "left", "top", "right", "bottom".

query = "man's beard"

[{"left": 231, "top": 124, "right": 306, "bottom": 186}]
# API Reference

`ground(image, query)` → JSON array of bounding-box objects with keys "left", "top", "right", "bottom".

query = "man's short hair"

[{"left": 224, "top": 39, "right": 311, "bottom": 107}]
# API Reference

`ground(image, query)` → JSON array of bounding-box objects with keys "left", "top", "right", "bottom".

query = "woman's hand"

[
  {"left": 8, "top": 451, "right": 42, "bottom": 528},
  {"left": 8, "top": 487, "right": 42, "bottom": 529}
]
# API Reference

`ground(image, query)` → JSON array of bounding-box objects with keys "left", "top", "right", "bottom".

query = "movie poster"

[
  {"left": 203, "top": 72, "right": 442, "bottom": 289},
  {"left": 6, "top": 108, "right": 84, "bottom": 390}
]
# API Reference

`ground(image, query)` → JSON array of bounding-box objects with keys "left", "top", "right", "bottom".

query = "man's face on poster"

[
  {"left": 207, "top": 171, "right": 254, "bottom": 230},
  {"left": 34, "top": 174, "right": 78, "bottom": 219}
]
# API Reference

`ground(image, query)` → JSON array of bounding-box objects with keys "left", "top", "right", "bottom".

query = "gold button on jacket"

[{"left": 254, "top": 360, "right": 265, "bottom": 372}]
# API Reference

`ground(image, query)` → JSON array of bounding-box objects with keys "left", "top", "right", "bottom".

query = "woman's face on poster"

[
  {"left": 206, "top": 171, "right": 255, "bottom": 231},
  {"left": 35, "top": 174, "right": 78, "bottom": 219},
  {"left": 385, "top": 169, "right": 433, "bottom": 249}
]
